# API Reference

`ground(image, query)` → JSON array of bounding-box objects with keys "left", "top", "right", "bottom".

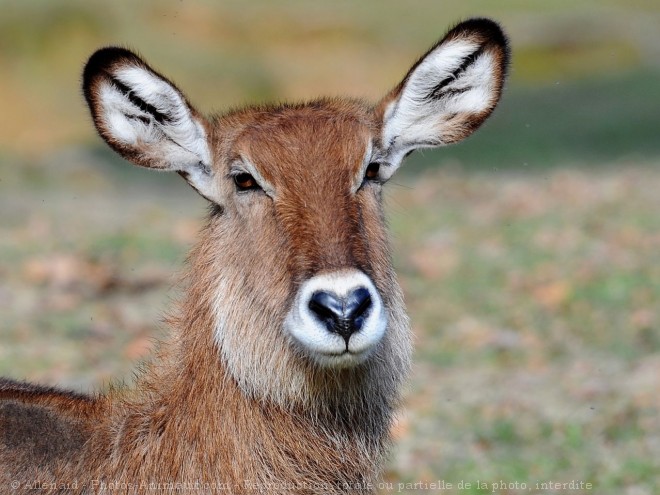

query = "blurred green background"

[{"left": 0, "top": 1, "right": 659, "bottom": 493}]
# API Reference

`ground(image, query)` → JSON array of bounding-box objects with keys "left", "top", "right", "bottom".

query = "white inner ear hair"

[
  {"left": 382, "top": 38, "right": 496, "bottom": 164},
  {"left": 99, "top": 65, "right": 211, "bottom": 168}
]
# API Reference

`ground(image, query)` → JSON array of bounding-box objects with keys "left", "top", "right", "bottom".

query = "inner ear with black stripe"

[
  {"left": 373, "top": 18, "right": 509, "bottom": 178},
  {"left": 82, "top": 47, "right": 217, "bottom": 201}
]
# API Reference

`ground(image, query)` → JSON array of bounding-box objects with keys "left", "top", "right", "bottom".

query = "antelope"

[{"left": 0, "top": 19, "right": 508, "bottom": 494}]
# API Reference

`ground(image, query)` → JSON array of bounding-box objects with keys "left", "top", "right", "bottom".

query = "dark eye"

[
  {"left": 233, "top": 172, "right": 259, "bottom": 191},
  {"left": 364, "top": 162, "right": 380, "bottom": 181}
]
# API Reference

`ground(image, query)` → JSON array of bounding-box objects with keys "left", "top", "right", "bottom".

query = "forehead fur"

[{"left": 213, "top": 98, "right": 375, "bottom": 186}]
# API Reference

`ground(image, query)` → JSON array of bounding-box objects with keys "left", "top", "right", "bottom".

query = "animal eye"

[
  {"left": 364, "top": 162, "right": 380, "bottom": 181},
  {"left": 233, "top": 172, "right": 259, "bottom": 191}
]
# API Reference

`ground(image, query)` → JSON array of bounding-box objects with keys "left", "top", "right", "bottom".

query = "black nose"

[{"left": 308, "top": 288, "right": 372, "bottom": 343}]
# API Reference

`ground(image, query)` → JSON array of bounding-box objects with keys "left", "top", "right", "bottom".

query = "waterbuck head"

[{"left": 82, "top": 19, "right": 508, "bottom": 411}]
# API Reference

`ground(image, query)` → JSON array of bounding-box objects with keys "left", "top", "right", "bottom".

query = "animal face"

[
  {"left": 210, "top": 101, "right": 390, "bottom": 369},
  {"left": 82, "top": 19, "right": 508, "bottom": 404}
]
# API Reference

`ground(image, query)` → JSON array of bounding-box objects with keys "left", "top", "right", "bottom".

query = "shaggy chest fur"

[{"left": 1, "top": 367, "right": 388, "bottom": 495}]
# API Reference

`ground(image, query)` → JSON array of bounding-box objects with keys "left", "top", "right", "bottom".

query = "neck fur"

[{"left": 108, "top": 224, "right": 408, "bottom": 488}]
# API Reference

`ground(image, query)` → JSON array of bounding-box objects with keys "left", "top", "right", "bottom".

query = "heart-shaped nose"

[{"left": 308, "top": 287, "right": 372, "bottom": 343}]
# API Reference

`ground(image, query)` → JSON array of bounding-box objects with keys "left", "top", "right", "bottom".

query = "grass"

[
  {"left": 1, "top": 1, "right": 659, "bottom": 493},
  {"left": 1, "top": 161, "right": 659, "bottom": 493},
  {"left": 1, "top": 0, "right": 659, "bottom": 162},
  {"left": 382, "top": 165, "right": 660, "bottom": 493}
]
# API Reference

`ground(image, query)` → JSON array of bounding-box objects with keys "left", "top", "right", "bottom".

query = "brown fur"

[
  {"left": 0, "top": 19, "right": 508, "bottom": 494},
  {"left": 0, "top": 98, "right": 404, "bottom": 495}
]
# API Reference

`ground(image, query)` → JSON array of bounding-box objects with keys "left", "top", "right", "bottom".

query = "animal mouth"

[
  {"left": 313, "top": 347, "right": 374, "bottom": 368},
  {"left": 320, "top": 349, "right": 357, "bottom": 357}
]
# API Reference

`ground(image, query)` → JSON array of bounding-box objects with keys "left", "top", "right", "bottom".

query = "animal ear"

[
  {"left": 82, "top": 47, "right": 216, "bottom": 200},
  {"left": 373, "top": 18, "right": 509, "bottom": 177}
]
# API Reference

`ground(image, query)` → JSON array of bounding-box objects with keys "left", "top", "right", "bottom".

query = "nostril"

[
  {"left": 308, "top": 291, "right": 343, "bottom": 322},
  {"left": 344, "top": 287, "right": 372, "bottom": 322},
  {"left": 307, "top": 288, "right": 373, "bottom": 341}
]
